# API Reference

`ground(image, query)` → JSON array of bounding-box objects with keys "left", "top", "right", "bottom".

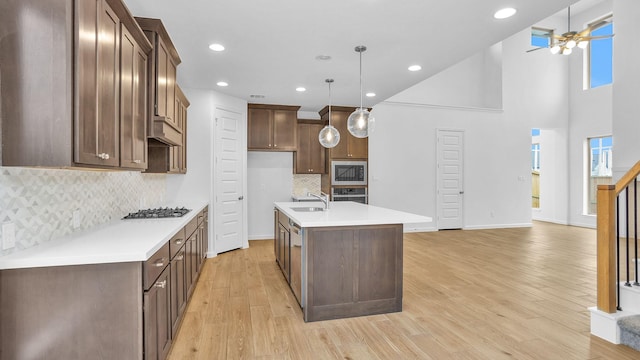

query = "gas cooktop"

[{"left": 123, "top": 207, "right": 191, "bottom": 219}]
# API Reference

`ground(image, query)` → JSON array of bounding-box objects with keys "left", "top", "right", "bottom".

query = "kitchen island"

[{"left": 274, "top": 201, "right": 431, "bottom": 322}]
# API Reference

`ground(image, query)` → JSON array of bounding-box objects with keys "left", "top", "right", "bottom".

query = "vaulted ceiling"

[{"left": 124, "top": 0, "right": 586, "bottom": 113}]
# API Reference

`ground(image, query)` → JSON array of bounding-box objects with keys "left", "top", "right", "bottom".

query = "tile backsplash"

[
  {"left": 0, "top": 167, "right": 166, "bottom": 256},
  {"left": 292, "top": 174, "right": 321, "bottom": 196}
]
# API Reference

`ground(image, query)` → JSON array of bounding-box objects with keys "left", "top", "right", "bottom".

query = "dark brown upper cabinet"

[
  {"left": 135, "top": 17, "right": 183, "bottom": 147},
  {"left": 294, "top": 120, "right": 326, "bottom": 174},
  {"left": 248, "top": 104, "right": 299, "bottom": 151},
  {"left": 0, "top": 0, "right": 152, "bottom": 169},
  {"left": 147, "top": 85, "right": 189, "bottom": 174},
  {"left": 319, "top": 106, "right": 368, "bottom": 160}
]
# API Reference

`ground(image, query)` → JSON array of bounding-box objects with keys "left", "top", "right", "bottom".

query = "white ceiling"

[{"left": 123, "top": 0, "right": 585, "bottom": 114}]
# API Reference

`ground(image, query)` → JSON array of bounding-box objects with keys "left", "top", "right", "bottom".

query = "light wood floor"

[{"left": 168, "top": 222, "right": 640, "bottom": 359}]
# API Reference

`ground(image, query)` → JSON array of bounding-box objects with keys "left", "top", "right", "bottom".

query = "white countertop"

[
  {"left": 0, "top": 201, "right": 208, "bottom": 270},
  {"left": 274, "top": 201, "right": 432, "bottom": 228}
]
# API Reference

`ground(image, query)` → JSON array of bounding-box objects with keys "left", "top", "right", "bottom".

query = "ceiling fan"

[{"left": 527, "top": 6, "right": 614, "bottom": 55}]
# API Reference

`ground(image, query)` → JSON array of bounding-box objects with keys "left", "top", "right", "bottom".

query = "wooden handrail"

[{"left": 597, "top": 160, "right": 640, "bottom": 313}]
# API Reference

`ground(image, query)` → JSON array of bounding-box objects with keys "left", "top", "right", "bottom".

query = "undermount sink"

[{"left": 291, "top": 207, "right": 325, "bottom": 212}]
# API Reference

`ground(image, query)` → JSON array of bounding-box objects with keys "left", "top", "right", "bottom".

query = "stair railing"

[{"left": 597, "top": 160, "right": 640, "bottom": 313}]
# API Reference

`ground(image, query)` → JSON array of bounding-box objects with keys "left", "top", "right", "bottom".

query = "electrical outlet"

[
  {"left": 2, "top": 222, "right": 16, "bottom": 250},
  {"left": 73, "top": 210, "right": 81, "bottom": 229}
]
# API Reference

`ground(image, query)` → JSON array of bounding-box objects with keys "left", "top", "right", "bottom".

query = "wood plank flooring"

[{"left": 167, "top": 222, "right": 640, "bottom": 359}]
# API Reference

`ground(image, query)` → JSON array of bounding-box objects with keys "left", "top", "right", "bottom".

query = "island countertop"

[{"left": 274, "top": 201, "right": 432, "bottom": 228}]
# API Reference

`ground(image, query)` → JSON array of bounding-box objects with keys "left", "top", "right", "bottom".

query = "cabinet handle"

[
  {"left": 97, "top": 153, "right": 110, "bottom": 160},
  {"left": 133, "top": 160, "right": 141, "bottom": 164},
  {"left": 175, "top": 254, "right": 184, "bottom": 261},
  {"left": 174, "top": 239, "right": 183, "bottom": 245},
  {"left": 153, "top": 258, "right": 166, "bottom": 267},
  {"left": 154, "top": 280, "right": 167, "bottom": 289},
  {"left": 274, "top": 144, "right": 277, "bottom": 147}
]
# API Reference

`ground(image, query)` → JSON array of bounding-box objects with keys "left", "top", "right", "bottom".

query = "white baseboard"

[
  {"left": 248, "top": 235, "right": 273, "bottom": 241},
  {"left": 532, "top": 217, "right": 569, "bottom": 225},
  {"left": 464, "top": 223, "right": 533, "bottom": 230}
]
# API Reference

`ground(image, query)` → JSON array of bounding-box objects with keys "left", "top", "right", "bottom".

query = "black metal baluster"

[
  {"left": 635, "top": 178, "right": 639, "bottom": 286},
  {"left": 626, "top": 187, "right": 631, "bottom": 287}
]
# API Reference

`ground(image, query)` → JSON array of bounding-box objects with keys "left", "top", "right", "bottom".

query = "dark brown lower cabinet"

[
  {"left": 144, "top": 266, "right": 172, "bottom": 360},
  {"left": 0, "top": 207, "right": 208, "bottom": 360},
  {"left": 170, "top": 246, "right": 187, "bottom": 337}
]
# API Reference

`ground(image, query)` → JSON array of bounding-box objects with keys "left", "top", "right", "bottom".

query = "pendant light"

[
  {"left": 318, "top": 79, "right": 340, "bottom": 148},
  {"left": 347, "top": 45, "right": 374, "bottom": 138}
]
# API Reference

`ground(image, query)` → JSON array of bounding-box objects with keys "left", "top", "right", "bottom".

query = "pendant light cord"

[
  {"left": 359, "top": 50, "right": 363, "bottom": 110},
  {"left": 328, "top": 80, "right": 332, "bottom": 126}
]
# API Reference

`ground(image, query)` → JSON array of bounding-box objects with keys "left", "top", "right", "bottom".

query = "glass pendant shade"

[
  {"left": 566, "top": 39, "right": 577, "bottom": 49},
  {"left": 550, "top": 45, "right": 561, "bottom": 54},
  {"left": 319, "top": 78, "right": 340, "bottom": 148},
  {"left": 348, "top": 45, "right": 374, "bottom": 138},
  {"left": 562, "top": 47, "right": 572, "bottom": 55},
  {"left": 578, "top": 40, "right": 589, "bottom": 49},
  {"left": 347, "top": 108, "right": 374, "bottom": 138},
  {"left": 319, "top": 125, "right": 340, "bottom": 148}
]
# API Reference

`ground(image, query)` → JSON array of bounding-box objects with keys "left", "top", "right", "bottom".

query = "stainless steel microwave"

[{"left": 331, "top": 161, "right": 367, "bottom": 185}]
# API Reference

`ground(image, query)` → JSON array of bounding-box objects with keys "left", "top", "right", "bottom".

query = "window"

[
  {"left": 531, "top": 27, "right": 553, "bottom": 48},
  {"left": 588, "top": 15, "right": 613, "bottom": 89},
  {"left": 587, "top": 136, "right": 613, "bottom": 215},
  {"left": 531, "top": 129, "right": 540, "bottom": 209}
]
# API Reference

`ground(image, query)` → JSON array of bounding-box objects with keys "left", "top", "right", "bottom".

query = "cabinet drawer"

[
  {"left": 169, "top": 228, "right": 186, "bottom": 259},
  {"left": 197, "top": 210, "right": 204, "bottom": 225},
  {"left": 278, "top": 210, "right": 290, "bottom": 227},
  {"left": 184, "top": 215, "right": 198, "bottom": 238},
  {"left": 143, "top": 242, "right": 170, "bottom": 290}
]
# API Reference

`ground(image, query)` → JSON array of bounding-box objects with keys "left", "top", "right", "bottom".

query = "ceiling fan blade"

[
  {"left": 526, "top": 47, "right": 546, "bottom": 53},
  {"left": 582, "top": 34, "right": 615, "bottom": 40},
  {"left": 577, "top": 27, "right": 593, "bottom": 37}
]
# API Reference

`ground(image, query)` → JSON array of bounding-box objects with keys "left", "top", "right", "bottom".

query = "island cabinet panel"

[{"left": 304, "top": 224, "right": 403, "bottom": 322}]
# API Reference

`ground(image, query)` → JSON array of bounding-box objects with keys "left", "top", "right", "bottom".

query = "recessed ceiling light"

[
  {"left": 494, "top": 8, "right": 516, "bottom": 19},
  {"left": 250, "top": 94, "right": 265, "bottom": 99},
  {"left": 216, "top": 81, "right": 228, "bottom": 87},
  {"left": 366, "top": 92, "right": 376, "bottom": 97},
  {"left": 408, "top": 65, "right": 422, "bottom": 72},
  {"left": 208, "top": 43, "right": 225, "bottom": 52},
  {"left": 315, "top": 55, "right": 332, "bottom": 61},
  {"left": 296, "top": 87, "right": 306, "bottom": 92}
]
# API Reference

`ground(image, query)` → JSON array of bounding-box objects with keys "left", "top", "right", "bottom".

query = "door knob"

[
  {"left": 238, "top": 196, "right": 244, "bottom": 200},
  {"left": 459, "top": 191, "right": 464, "bottom": 194}
]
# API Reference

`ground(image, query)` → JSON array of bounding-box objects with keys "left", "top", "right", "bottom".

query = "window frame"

[
  {"left": 585, "top": 14, "right": 613, "bottom": 89},
  {"left": 586, "top": 135, "right": 613, "bottom": 215}
]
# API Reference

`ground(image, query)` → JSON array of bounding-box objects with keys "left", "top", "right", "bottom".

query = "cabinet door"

[
  {"left": 144, "top": 266, "right": 172, "bottom": 360},
  {"left": 349, "top": 134, "right": 368, "bottom": 159},
  {"left": 170, "top": 248, "right": 186, "bottom": 338},
  {"left": 155, "top": 36, "right": 169, "bottom": 118},
  {"left": 328, "top": 111, "right": 349, "bottom": 159},
  {"left": 166, "top": 60, "right": 177, "bottom": 125},
  {"left": 308, "top": 123, "right": 326, "bottom": 173},
  {"left": 75, "top": 0, "right": 120, "bottom": 167},
  {"left": 248, "top": 108, "right": 272, "bottom": 149},
  {"left": 278, "top": 223, "right": 290, "bottom": 281},
  {"left": 120, "top": 25, "right": 148, "bottom": 169},
  {"left": 273, "top": 110, "right": 297, "bottom": 150},
  {"left": 295, "top": 123, "right": 312, "bottom": 173}
]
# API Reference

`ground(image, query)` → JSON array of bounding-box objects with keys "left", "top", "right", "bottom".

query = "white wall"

[
  {"left": 389, "top": 44, "right": 503, "bottom": 110},
  {"left": 612, "top": 0, "right": 640, "bottom": 176},
  {"left": 166, "top": 87, "right": 247, "bottom": 255},
  {"left": 247, "top": 152, "right": 294, "bottom": 239}
]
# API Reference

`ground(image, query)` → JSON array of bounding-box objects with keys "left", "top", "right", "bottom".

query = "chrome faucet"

[{"left": 307, "top": 192, "right": 330, "bottom": 210}]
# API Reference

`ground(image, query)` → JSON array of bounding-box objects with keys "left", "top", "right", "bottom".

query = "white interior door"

[
  {"left": 437, "top": 129, "right": 464, "bottom": 230},
  {"left": 215, "top": 107, "right": 245, "bottom": 253}
]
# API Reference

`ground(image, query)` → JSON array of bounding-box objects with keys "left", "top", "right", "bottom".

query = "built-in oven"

[
  {"left": 331, "top": 161, "right": 367, "bottom": 186},
  {"left": 332, "top": 187, "right": 368, "bottom": 204}
]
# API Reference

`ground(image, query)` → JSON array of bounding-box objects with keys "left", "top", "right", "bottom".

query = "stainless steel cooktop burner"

[{"left": 123, "top": 207, "right": 191, "bottom": 219}]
